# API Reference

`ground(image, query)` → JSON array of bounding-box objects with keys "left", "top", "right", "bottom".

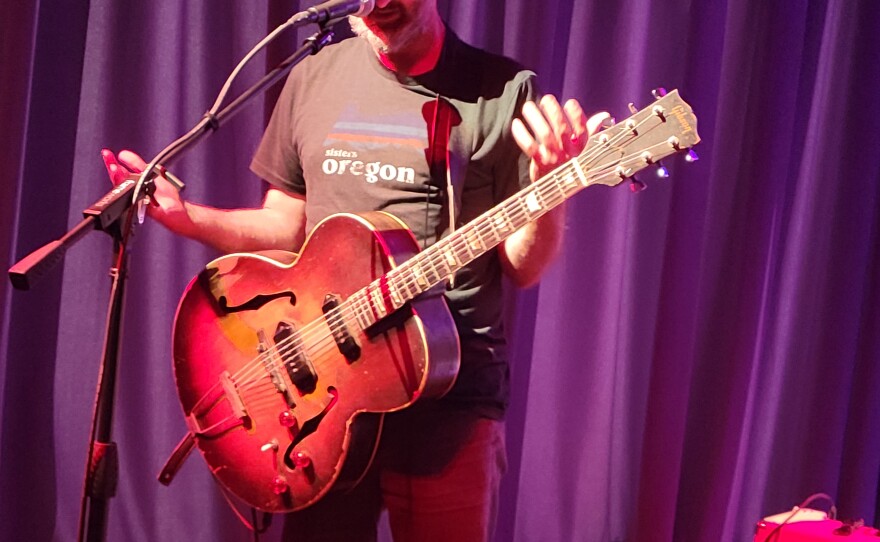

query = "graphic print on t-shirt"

[{"left": 321, "top": 105, "right": 428, "bottom": 186}]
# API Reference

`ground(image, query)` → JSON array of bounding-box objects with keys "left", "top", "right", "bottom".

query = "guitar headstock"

[{"left": 580, "top": 89, "right": 700, "bottom": 188}]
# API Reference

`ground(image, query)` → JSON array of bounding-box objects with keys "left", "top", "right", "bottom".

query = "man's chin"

[{"left": 350, "top": 17, "right": 391, "bottom": 54}]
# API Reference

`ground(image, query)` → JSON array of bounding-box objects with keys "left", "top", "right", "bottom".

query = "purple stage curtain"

[{"left": 2, "top": 1, "right": 878, "bottom": 541}]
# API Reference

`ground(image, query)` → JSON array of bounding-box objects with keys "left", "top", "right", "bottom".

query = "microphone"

[{"left": 291, "top": 0, "right": 376, "bottom": 25}]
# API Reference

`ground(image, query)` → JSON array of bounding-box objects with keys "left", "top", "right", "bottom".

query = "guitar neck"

[{"left": 348, "top": 89, "right": 700, "bottom": 329}]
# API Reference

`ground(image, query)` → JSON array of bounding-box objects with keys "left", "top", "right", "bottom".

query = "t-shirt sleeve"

[
  {"left": 492, "top": 71, "right": 537, "bottom": 204},
  {"left": 250, "top": 70, "right": 306, "bottom": 196}
]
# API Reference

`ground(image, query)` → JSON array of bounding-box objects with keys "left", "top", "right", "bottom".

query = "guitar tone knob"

[
  {"left": 278, "top": 410, "right": 297, "bottom": 428},
  {"left": 293, "top": 451, "right": 312, "bottom": 469},
  {"left": 271, "top": 475, "right": 290, "bottom": 495}
]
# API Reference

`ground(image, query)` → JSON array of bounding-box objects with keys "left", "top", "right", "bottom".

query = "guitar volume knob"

[{"left": 293, "top": 451, "right": 312, "bottom": 469}]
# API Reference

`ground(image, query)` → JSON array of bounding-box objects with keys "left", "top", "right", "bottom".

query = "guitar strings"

[
  {"left": 191, "top": 110, "right": 672, "bottom": 425},
  {"left": 231, "top": 117, "right": 662, "bottom": 401},
  {"left": 226, "top": 113, "right": 663, "bottom": 405}
]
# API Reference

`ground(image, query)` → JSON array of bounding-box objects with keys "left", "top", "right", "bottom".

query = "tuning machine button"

[
  {"left": 685, "top": 149, "right": 700, "bottom": 162},
  {"left": 629, "top": 176, "right": 647, "bottom": 193},
  {"left": 652, "top": 105, "right": 666, "bottom": 121},
  {"left": 656, "top": 162, "right": 670, "bottom": 178},
  {"left": 652, "top": 87, "right": 668, "bottom": 99}
]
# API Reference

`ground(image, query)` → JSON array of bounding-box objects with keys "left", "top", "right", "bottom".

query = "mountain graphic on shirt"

[{"left": 323, "top": 105, "right": 428, "bottom": 152}]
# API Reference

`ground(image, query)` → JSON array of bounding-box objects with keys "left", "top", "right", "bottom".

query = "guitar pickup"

[
  {"left": 322, "top": 294, "right": 361, "bottom": 362},
  {"left": 274, "top": 322, "right": 317, "bottom": 395}
]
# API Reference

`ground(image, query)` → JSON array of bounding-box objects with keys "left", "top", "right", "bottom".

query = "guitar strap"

[{"left": 426, "top": 94, "right": 459, "bottom": 286}]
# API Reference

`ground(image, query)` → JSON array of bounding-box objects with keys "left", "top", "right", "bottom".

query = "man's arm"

[
  {"left": 102, "top": 150, "right": 307, "bottom": 254},
  {"left": 169, "top": 188, "right": 306, "bottom": 254},
  {"left": 501, "top": 96, "right": 609, "bottom": 288}
]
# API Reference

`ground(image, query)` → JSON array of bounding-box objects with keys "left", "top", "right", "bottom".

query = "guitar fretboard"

[{"left": 340, "top": 90, "right": 699, "bottom": 332}]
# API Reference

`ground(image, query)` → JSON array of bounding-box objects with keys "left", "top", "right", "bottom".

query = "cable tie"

[{"left": 203, "top": 112, "right": 220, "bottom": 132}]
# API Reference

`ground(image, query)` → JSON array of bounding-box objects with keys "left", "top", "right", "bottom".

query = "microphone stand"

[{"left": 7, "top": 21, "right": 341, "bottom": 542}]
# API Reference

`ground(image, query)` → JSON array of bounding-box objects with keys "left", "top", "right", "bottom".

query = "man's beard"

[
  {"left": 348, "top": 9, "right": 423, "bottom": 57},
  {"left": 349, "top": 17, "right": 391, "bottom": 54}
]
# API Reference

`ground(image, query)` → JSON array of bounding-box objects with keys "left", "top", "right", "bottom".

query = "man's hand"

[
  {"left": 499, "top": 96, "right": 610, "bottom": 288},
  {"left": 101, "top": 149, "right": 189, "bottom": 232},
  {"left": 512, "top": 96, "right": 610, "bottom": 183}
]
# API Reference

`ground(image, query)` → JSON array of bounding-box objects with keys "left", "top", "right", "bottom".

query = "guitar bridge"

[{"left": 185, "top": 370, "right": 251, "bottom": 439}]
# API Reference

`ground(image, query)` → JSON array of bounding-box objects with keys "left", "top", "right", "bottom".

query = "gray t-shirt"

[{"left": 251, "top": 29, "right": 536, "bottom": 419}]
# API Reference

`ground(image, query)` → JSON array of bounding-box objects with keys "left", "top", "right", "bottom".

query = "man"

[{"left": 104, "top": 0, "right": 606, "bottom": 539}]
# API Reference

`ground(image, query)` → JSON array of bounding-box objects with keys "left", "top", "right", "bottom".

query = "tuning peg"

[
  {"left": 652, "top": 87, "right": 668, "bottom": 99},
  {"left": 629, "top": 176, "right": 647, "bottom": 193},
  {"left": 628, "top": 102, "right": 639, "bottom": 115},
  {"left": 685, "top": 149, "right": 699, "bottom": 162},
  {"left": 655, "top": 162, "right": 670, "bottom": 178}
]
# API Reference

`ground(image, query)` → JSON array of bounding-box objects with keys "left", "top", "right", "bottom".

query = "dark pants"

[{"left": 282, "top": 401, "right": 507, "bottom": 542}]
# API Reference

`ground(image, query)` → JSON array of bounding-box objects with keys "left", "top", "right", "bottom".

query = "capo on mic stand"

[{"left": 7, "top": 13, "right": 344, "bottom": 542}]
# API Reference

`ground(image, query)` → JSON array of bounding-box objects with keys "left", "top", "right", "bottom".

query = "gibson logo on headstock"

[{"left": 671, "top": 105, "right": 693, "bottom": 134}]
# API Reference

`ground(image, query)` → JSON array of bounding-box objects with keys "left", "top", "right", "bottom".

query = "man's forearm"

[
  {"left": 172, "top": 201, "right": 303, "bottom": 254},
  {"left": 499, "top": 204, "right": 566, "bottom": 288}
]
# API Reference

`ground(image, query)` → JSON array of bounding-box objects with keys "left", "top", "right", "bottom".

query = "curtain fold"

[{"left": 1, "top": 1, "right": 877, "bottom": 541}]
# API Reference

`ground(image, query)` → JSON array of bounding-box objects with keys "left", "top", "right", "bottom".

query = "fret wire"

[
  {"left": 423, "top": 251, "right": 444, "bottom": 283},
  {"left": 384, "top": 277, "right": 403, "bottom": 310},
  {"left": 370, "top": 285, "right": 387, "bottom": 318},
  {"left": 540, "top": 173, "right": 568, "bottom": 208},
  {"left": 348, "top": 289, "right": 365, "bottom": 329},
  {"left": 471, "top": 225, "right": 488, "bottom": 251},
  {"left": 570, "top": 158, "right": 589, "bottom": 187},
  {"left": 410, "top": 260, "right": 429, "bottom": 288},
  {"left": 447, "top": 227, "right": 476, "bottom": 264},
  {"left": 356, "top": 289, "right": 374, "bottom": 329},
  {"left": 500, "top": 205, "right": 516, "bottom": 232},
  {"left": 364, "top": 285, "right": 377, "bottom": 320},
  {"left": 405, "top": 264, "right": 423, "bottom": 294},
  {"left": 471, "top": 222, "right": 495, "bottom": 251},
  {"left": 460, "top": 227, "right": 477, "bottom": 254},
  {"left": 401, "top": 264, "right": 423, "bottom": 298},
  {"left": 457, "top": 227, "right": 478, "bottom": 261},
  {"left": 387, "top": 278, "right": 403, "bottom": 308},
  {"left": 553, "top": 169, "right": 573, "bottom": 199},
  {"left": 387, "top": 266, "right": 409, "bottom": 302},
  {"left": 508, "top": 195, "right": 531, "bottom": 229},
  {"left": 427, "top": 245, "right": 452, "bottom": 280},
  {"left": 521, "top": 189, "right": 538, "bottom": 219},
  {"left": 484, "top": 210, "right": 507, "bottom": 241}
]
